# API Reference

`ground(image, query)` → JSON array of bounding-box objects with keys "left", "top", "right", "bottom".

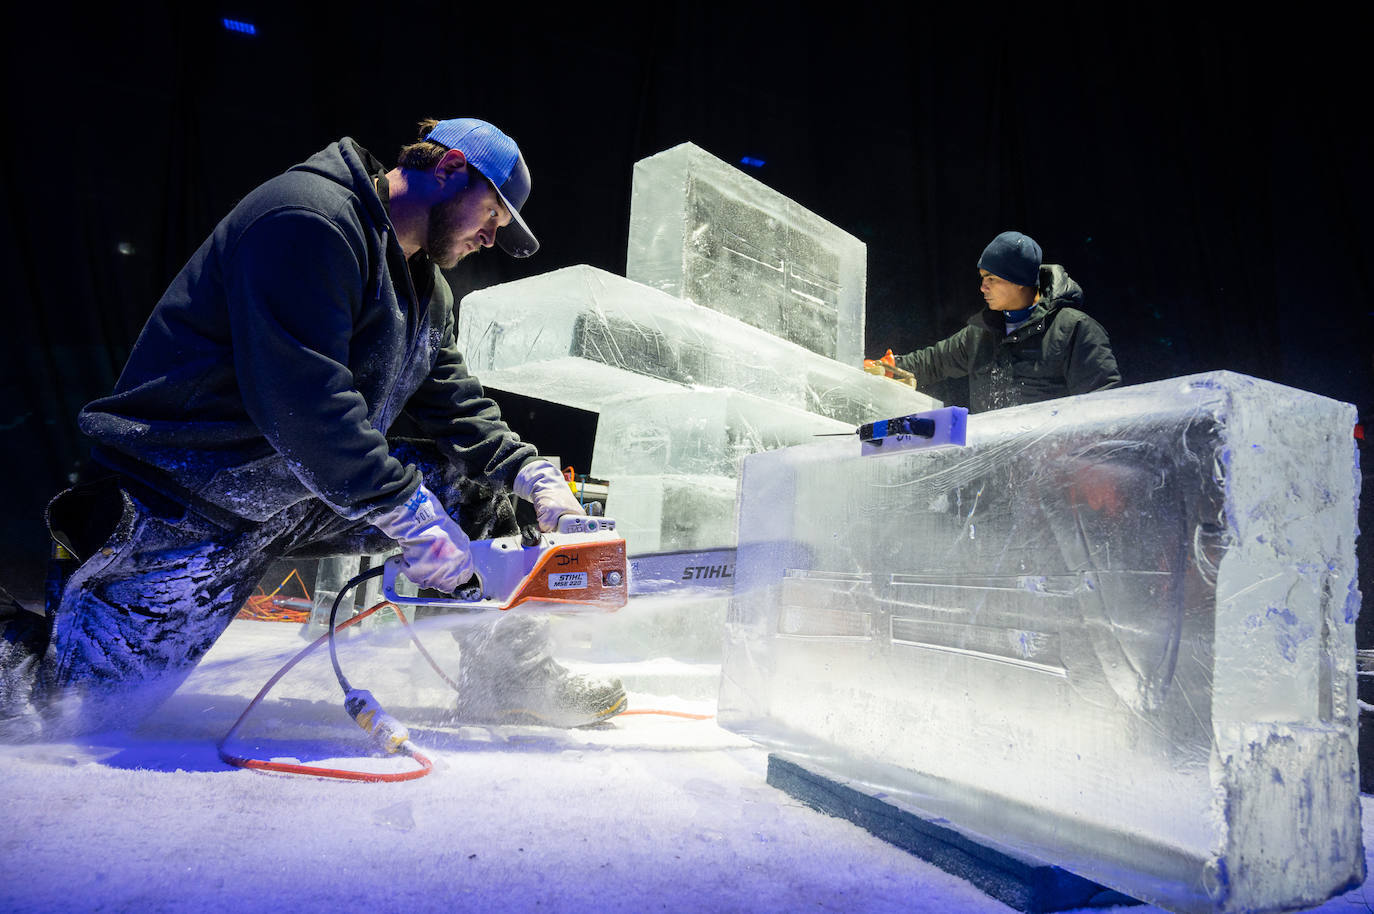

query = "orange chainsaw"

[{"left": 381, "top": 515, "right": 627, "bottom": 613}]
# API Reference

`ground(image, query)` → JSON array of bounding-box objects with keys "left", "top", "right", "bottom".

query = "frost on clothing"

[
  {"left": 77, "top": 137, "right": 535, "bottom": 524},
  {"left": 41, "top": 442, "right": 519, "bottom": 736},
  {"left": 893, "top": 264, "right": 1121, "bottom": 413}
]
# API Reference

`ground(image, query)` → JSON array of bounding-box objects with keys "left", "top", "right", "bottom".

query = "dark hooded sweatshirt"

[
  {"left": 893, "top": 263, "right": 1121, "bottom": 413},
  {"left": 79, "top": 138, "right": 535, "bottom": 524}
]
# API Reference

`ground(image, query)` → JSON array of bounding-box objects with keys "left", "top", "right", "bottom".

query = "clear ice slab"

[
  {"left": 457, "top": 265, "right": 932, "bottom": 426},
  {"left": 717, "top": 371, "right": 1363, "bottom": 914},
  {"left": 626, "top": 142, "right": 867, "bottom": 364}
]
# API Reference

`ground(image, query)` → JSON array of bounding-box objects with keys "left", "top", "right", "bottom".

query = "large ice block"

[
  {"left": 590, "top": 388, "right": 850, "bottom": 478},
  {"left": 718, "top": 371, "right": 1363, "bottom": 914},
  {"left": 627, "top": 142, "right": 867, "bottom": 365},
  {"left": 457, "top": 266, "right": 930, "bottom": 426}
]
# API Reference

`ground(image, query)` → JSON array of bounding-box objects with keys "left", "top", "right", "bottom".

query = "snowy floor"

[{"left": 3, "top": 617, "right": 1373, "bottom": 914}]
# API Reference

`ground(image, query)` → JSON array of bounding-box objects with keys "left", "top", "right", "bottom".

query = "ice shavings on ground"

[{"left": 2, "top": 617, "right": 1372, "bottom": 914}]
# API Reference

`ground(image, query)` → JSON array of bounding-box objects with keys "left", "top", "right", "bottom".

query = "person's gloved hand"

[
  {"left": 863, "top": 348, "right": 898, "bottom": 375},
  {"left": 863, "top": 349, "right": 905, "bottom": 381},
  {"left": 514, "top": 460, "right": 585, "bottom": 532},
  {"left": 371, "top": 485, "right": 476, "bottom": 593}
]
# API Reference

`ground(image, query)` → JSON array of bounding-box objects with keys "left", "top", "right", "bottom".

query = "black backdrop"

[{"left": 2, "top": 2, "right": 1370, "bottom": 603}]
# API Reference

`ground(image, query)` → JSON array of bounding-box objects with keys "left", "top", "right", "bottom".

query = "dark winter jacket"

[
  {"left": 893, "top": 264, "right": 1121, "bottom": 413},
  {"left": 79, "top": 138, "right": 535, "bottom": 524}
]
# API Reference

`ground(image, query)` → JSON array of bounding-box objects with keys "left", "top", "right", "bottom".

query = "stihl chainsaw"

[{"left": 382, "top": 514, "right": 628, "bottom": 613}]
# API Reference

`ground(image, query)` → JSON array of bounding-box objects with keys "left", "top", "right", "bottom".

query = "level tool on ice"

[
  {"left": 817, "top": 406, "right": 969, "bottom": 456},
  {"left": 382, "top": 514, "right": 628, "bottom": 613}
]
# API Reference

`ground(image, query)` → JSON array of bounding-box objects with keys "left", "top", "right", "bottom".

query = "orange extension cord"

[
  {"left": 217, "top": 601, "right": 434, "bottom": 782},
  {"left": 219, "top": 601, "right": 714, "bottom": 781}
]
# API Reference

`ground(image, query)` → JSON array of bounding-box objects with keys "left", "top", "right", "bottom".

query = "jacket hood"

[
  {"left": 1039, "top": 263, "right": 1083, "bottom": 309},
  {"left": 288, "top": 137, "right": 391, "bottom": 232}
]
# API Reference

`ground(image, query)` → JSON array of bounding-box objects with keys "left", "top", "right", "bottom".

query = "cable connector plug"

[{"left": 343, "top": 689, "right": 410, "bottom": 755}]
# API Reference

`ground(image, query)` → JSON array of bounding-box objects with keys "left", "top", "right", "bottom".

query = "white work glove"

[
  {"left": 371, "top": 485, "right": 476, "bottom": 593},
  {"left": 514, "top": 460, "right": 585, "bottom": 532}
]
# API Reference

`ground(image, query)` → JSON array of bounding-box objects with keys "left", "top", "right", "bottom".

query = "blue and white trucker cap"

[{"left": 425, "top": 117, "right": 538, "bottom": 258}]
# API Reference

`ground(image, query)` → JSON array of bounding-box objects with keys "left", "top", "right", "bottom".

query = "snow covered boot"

[
  {"left": 451, "top": 613, "right": 627, "bottom": 728},
  {"left": 0, "top": 588, "right": 50, "bottom": 741}
]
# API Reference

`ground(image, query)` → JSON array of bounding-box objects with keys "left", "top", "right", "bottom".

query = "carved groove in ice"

[
  {"left": 718, "top": 371, "right": 1363, "bottom": 914},
  {"left": 627, "top": 142, "right": 866, "bottom": 365}
]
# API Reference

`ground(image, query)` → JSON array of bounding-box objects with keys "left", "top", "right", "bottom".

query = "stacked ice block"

[
  {"left": 627, "top": 142, "right": 867, "bottom": 365},
  {"left": 717, "top": 371, "right": 1363, "bottom": 913},
  {"left": 458, "top": 265, "right": 926, "bottom": 426},
  {"left": 457, "top": 145, "right": 932, "bottom": 666},
  {"left": 455, "top": 264, "right": 935, "bottom": 563}
]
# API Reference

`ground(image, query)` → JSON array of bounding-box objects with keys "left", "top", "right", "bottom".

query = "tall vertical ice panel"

[
  {"left": 718, "top": 372, "right": 1363, "bottom": 913},
  {"left": 627, "top": 142, "right": 867, "bottom": 366}
]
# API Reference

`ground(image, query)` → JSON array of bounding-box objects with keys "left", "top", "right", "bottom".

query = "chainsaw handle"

[
  {"left": 381, "top": 555, "right": 487, "bottom": 607},
  {"left": 555, "top": 514, "right": 615, "bottom": 535},
  {"left": 379, "top": 519, "right": 626, "bottom": 614}
]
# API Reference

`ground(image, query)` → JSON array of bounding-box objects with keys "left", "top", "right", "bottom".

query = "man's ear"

[{"left": 435, "top": 148, "right": 468, "bottom": 182}]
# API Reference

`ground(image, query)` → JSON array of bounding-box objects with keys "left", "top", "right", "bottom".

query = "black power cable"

[{"left": 326, "top": 565, "right": 384, "bottom": 694}]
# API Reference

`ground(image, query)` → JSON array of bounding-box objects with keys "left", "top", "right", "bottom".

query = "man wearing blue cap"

[
  {"left": 2, "top": 118, "right": 625, "bottom": 736},
  {"left": 881, "top": 231, "right": 1120, "bottom": 412}
]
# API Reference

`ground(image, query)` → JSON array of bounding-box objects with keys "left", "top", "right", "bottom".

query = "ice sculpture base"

[{"left": 766, "top": 754, "right": 1139, "bottom": 913}]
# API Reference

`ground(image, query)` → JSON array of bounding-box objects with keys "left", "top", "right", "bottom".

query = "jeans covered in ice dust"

[{"left": 35, "top": 439, "right": 552, "bottom": 737}]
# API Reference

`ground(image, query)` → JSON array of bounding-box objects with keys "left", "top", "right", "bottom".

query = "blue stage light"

[
  {"left": 739, "top": 156, "right": 765, "bottom": 168},
  {"left": 222, "top": 19, "right": 257, "bottom": 35}
]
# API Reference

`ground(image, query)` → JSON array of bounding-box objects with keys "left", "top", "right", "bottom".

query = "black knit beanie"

[{"left": 978, "top": 231, "right": 1042, "bottom": 287}]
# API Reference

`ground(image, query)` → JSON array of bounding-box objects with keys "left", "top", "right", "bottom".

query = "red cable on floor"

[
  {"left": 618, "top": 709, "right": 714, "bottom": 720},
  {"left": 218, "top": 601, "right": 433, "bottom": 782}
]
